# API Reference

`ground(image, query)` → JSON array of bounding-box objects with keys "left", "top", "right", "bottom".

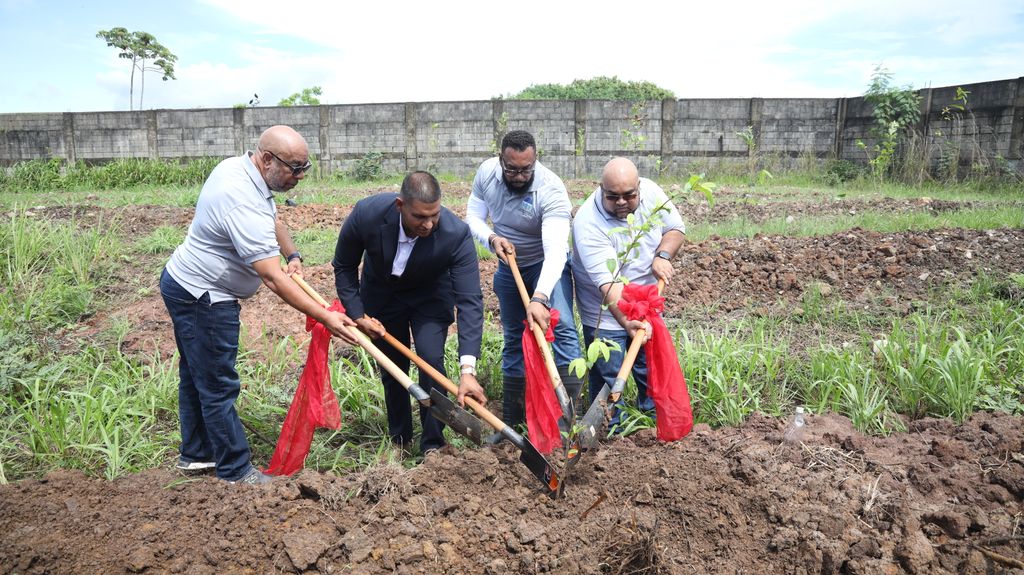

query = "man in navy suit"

[{"left": 333, "top": 171, "right": 487, "bottom": 455}]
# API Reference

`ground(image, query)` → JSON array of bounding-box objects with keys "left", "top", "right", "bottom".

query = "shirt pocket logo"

[{"left": 517, "top": 195, "right": 536, "bottom": 218}]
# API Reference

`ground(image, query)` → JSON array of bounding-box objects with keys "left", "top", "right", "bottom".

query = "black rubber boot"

[
  {"left": 558, "top": 365, "right": 585, "bottom": 418},
  {"left": 485, "top": 375, "right": 526, "bottom": 445}
]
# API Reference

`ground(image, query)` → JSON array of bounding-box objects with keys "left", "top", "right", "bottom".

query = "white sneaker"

[{"left": 176, "top": 458, "right": 216, "bottom": 472}]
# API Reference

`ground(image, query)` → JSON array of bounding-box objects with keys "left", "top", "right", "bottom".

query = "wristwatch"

[
  {"left": 655, "top": 250, "right": 671, "bottom": 261},
  {"left": 529, "top": 295, "right": 552, "bottom": 310},
  {"left": 460, "top": 365, "right": 477, "bottom": 376},
  {"left": 287, "top": 252, "right": 303, "bottom": 263}
]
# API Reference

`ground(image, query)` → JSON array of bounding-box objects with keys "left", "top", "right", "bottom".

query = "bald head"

[
  {"left": 258, "top": 125, "right": 308, "bottom": 158},
  {"left": 254, "top": 125, "right": 311, "bottom": 192},
  {"left": 601, "top": 157, "right": 639, "bottom": 190}
]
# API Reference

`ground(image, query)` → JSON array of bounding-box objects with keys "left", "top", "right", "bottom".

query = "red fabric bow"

[
  {"left": 619, "top": 283, "right": 693, "bottom": 442},
  {"left": 523, "top": 308, "right": 563, "bottom": 454},
  {"left": 265, "top": 299, "right": 345, "bottom": 476}
]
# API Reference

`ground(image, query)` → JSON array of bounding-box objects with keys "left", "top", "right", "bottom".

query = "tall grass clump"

[
  {"left": 0, "top": 211, "right": 121, "bottom": 332},
  {"left": 0, "top": 345, "right": 180, "bottom": 481},
  {"left": 0, "top": 157, "right": 222, "bottom": 193},
  {"left": 796, "top": 298, "right": 1024, "bottom": 432},
  {"left": 680, "top": 319, "right": 793, "bottom": 427}
]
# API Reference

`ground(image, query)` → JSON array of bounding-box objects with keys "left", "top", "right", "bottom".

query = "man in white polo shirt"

[
  {"left": 160, "top": 125, "right": 359, "bottom": 485},
  {"left": 466, "top": 130, "right": 584, "bottom": 436},
  {"left": 572, "top": 157, "right": 685, "bottom": 430}
]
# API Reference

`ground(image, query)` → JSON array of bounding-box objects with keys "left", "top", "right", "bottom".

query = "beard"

[{"left": 503, "top": 172, "right": 535, "bottom": 193}]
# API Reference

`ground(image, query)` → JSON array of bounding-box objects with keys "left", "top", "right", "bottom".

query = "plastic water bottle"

[{"left": 783, "top": 406, "right": 806, "bottom": 444}]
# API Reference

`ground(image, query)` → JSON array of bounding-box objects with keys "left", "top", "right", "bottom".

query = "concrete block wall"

[
  {"left": 73, "top": 112, "right": 150, "bottom": 160},
  {"left": 2, "top": 77, "right": 1021, "bottom": 177},
  {"left": 760, "top": 99, "right": 837, "bottom": 156},
  {"left": 415, "top": 102, "right": 492, "bottom": 175},
  {"left": 157, "top": 109, "right": 236, "bottom": 159},
  {"left": 0, "top": 113, "right": 65, "bottom": 160}
]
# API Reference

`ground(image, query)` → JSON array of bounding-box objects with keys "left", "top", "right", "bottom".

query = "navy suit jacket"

[{"left": 332, "top": 192, "right": 484, "bottom": 358}]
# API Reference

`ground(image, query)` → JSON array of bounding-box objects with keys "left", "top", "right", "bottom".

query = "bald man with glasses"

[
  {"left": 571, "top": 157, "right": 685, "bottom": 431},
  {"left": 161, "top": 125, "right": 359, "bottom": 485}
]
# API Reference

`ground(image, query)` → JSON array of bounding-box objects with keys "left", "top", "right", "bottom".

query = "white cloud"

[{"left": 3, "top": 0, "right": 1020, "bottom": 112}]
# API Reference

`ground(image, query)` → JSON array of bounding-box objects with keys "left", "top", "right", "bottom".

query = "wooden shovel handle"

[
  {"left": 610, "top": 278, "right": 665, "bottom": 399},
  {"left": 378, "top": 331, "right": 506, "bottom": 432},
  {"left": 290, "top": 274, "right": 425, "bottom": 399},
  {"left": 506, "top": 252, "right": 563, "bottom": 388}
]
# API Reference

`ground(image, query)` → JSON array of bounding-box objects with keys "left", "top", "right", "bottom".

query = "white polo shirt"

[
  {"left": 165, "top": 153, "right": 280, "bottom": 303},
  {"left": 571, "top": 178, "right": 685, "bottom": 330}
]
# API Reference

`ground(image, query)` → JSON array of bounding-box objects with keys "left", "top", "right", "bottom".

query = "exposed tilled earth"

[{"left": 2, "top": 184, "right": 1023, "bottom": 574}]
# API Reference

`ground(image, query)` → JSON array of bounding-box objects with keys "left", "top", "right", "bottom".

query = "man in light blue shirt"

[
  {"left": 466, "top": 130, "right": 583, "bottom": 434},
  {"left": 572, "top": 157, "right": 685, "bottom": 430},
  {"left": 161, "top": 125, "right": 359, "bottom": 485}
]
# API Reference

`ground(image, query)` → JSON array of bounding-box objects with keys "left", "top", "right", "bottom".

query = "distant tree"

[
  {"left": 507, "top": 76, "right": 675, "bottom": 100},
  {"left": 278, "top": 86, "right": 322, "bottom": 106},
  {"left": 97, "top": 27, "right": 177, "bottom": 111}
]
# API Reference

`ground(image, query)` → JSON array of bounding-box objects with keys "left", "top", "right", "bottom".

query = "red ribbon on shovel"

[
  {"left": 265, "top": 300, "right": 345, "bottom": 476},
  {"left": 618, "top": 283, "right": 693, "bottom": 442},
  {"left": 523, "top": 308, "right": 564, "bottom": 454}
]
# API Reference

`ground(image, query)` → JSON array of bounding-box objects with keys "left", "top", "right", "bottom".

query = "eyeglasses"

[
  {"left": 602, "top": 188, "right": 639, "bottom": 203},
  {"left": 500, "top": 158, "right": 535, "bottom": 177},
  {"left": 265, "top": 149, "right": 312, "bottom": 176}
]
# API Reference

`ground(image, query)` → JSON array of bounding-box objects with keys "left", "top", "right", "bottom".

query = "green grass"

[
  {"left": 290, "top": 228, "right": 342, "bottom": 265},
  {"left": 135, "top": 225, "right": 186, "bottom": 255},
  {"left": 686, "top": 205, "right": 1024, "bottom": 241}
]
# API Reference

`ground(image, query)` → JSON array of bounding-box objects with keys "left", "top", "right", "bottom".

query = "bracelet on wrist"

[{"left": 529, "top": 295, "right": 551, "bottom": 310}]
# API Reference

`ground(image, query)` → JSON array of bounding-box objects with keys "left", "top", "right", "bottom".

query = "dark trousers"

[
  {"left": 160, "top": 269, "right": 252, "bottom": 481},
  {"left": 375, "top": 311, "right": 450, "bottom": 453}
]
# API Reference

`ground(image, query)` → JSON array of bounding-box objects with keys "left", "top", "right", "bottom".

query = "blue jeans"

[
  {"left": 582, "top": 324, "right": 655, "bottom": 428},
  {"left": 493, "top": 259, "right": 581, "bottom": 378},
  {"left": 160, "top": 269, "right": 252, "bottom": 481}
]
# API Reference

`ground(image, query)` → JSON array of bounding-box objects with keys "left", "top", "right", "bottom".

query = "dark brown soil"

[
  {"left": 3, "top": 187, "right": 1023, "bottom": 574},
  {"left": 3, "top": 412, "right": 1022, "bottom": 574}
]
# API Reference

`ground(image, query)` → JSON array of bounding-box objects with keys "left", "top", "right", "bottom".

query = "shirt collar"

[
  {"left": 244, "top": 151, "right": 273, "bottom": 200},
  {"left": 397, "top": 222, "right": 418, "bottom": 244}
]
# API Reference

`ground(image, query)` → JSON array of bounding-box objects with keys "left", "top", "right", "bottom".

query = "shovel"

[
  {"left": 578, "top": 279, "right": 664, "bottom": 449},
  {"left": 291, "top": 275, "right": 483, "bottom": 445},
  {"left": 379, "top": 331, "right": 562, "bottom": 497},
  {"left": 505, "top": 252, "right": 575, "bottom": 423},
  {"left": 505, "top": 252, "right": 584, "bottom": 478}
]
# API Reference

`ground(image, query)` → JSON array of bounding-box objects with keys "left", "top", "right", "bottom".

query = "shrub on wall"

[{"left": 506, "top": 76, "right": 675, "bottom": 100}]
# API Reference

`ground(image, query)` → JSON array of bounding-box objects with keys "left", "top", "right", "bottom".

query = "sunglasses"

[
  {"left": 266, "top": 149, "right": 313, "bottom": 176},
  {"left": 602, "top": 188, "right": 639, "bottom": 203}
]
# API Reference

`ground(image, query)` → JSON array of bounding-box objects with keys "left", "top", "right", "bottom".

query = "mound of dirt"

[{"left": 2, "top": 412, "right": 1022, "bottom": 574}]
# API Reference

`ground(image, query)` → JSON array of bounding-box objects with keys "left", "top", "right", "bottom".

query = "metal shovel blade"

[
  {"left": 578, "top": 384, "right": 611, "bottom": 449},
  {"left": 515, "top": 434, "right": 562, "bottom": 497},
  {"left": 428, "top": 388, "right": 483, "bottom": 445}
]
